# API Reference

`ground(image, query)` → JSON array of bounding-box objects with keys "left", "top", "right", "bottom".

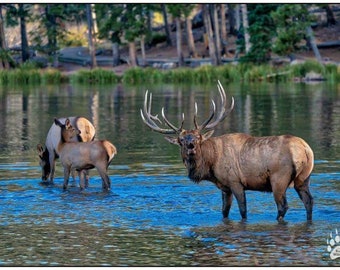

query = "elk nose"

[{"left": 187, "top": 143, "right": 195, "bottom": 149}]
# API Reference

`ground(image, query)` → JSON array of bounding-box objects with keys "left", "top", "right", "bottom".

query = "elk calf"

[
  {"left": 141, "top": 81, "right": 314, "bottom": 222},
  {"left": 37, "top": 116, "right": 96, "bottom": 185},
  {"left": 54, "top": 118, "right": 117, "bottom": 191}
]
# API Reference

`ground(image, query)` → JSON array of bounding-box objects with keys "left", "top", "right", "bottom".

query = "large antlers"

[
  {"left": 199, "top": 80, "right": 234, "bottom": 130},
  {"left": 140, "top": 80, "right": 234, "bottom": 133},
  {"left": 140, "top": 91, "right": 184, "bottom": 134}
]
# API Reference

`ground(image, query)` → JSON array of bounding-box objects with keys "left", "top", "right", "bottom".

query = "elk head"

[
  {"left": 140, "top": 80, "right": 234, "bottom": 164},
  {"left": 54, "top": 118, "right": 81, "bottom": 142},
  {"left": 37, "top": 144, "right": 50, "bottom": 181}
]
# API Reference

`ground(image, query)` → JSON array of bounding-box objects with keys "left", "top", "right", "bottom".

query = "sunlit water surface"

[{"left": 0, "top": 82, "right": 339, "bottom": 266}]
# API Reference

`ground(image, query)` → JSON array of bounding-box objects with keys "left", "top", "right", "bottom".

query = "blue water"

[
  {"left": 0, "top": 162, "right": 339, "bottom": 266},
  {"left": 2, "top": 169, "right": 338, "bottom": 230},
  {"left": 0, "top": 82, "right": 339, "bottom": 266}
]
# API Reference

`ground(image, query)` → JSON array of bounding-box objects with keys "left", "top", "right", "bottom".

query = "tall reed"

[{"left": 71, "top": 68, "right": 120, "bottom": 84}]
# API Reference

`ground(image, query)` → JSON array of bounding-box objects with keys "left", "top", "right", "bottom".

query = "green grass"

[
  {"left": 0, "top": 60, "right": 338, "bottom": 86},
  {"left": 70, "top": 68, "right": 120, "bottom": 84}
]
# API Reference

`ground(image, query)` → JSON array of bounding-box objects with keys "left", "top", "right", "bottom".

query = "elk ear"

[
  {"left": 65, "top": 118, "right": 71, "bottom": 129},
  {"left": 164, "top": 136, "right": 180, "bottom": 145},
  {"left": 37, "top": 144, "right": 44, "bottom": 157},
  {"left": 202, "top": 130, "right": 214, "bottom": 141},
  {"left": 54, "top": 118, "right": 63, "bottom": 127}
]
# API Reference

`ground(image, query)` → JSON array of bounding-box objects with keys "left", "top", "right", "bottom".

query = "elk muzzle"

[{"left": 180, "top": 133, "right": 199, "bottom": 156}]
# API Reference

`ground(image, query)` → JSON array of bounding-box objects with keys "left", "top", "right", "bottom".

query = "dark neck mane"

[{"left": 183, "top": 140, "right": 216, "bottom": 183}]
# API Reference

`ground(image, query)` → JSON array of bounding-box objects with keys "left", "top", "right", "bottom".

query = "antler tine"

[
  {"left": 194, "top": 102, "right": 199, "bottom": 129},
  {"left": 145, "top": 91, "right": 162, "bottom": 124},
  {"left": 161, "top": 107, "right": 183, "bottom": 133},
  {"left": 140, "top": 91, "right": 178, "bottom": 134},
  {"left": 180, "top": 113, "right": 185, "bottom": 130},
  {"left": 198, "top": 99, "right": 216, "bottom": 131},
  {"left": 204, "top": 80, "right": 235, "bottom": 130}
]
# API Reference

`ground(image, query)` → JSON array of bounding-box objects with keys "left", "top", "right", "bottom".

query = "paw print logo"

[{"left": 327, "top": 229, "right": 340, "bottom": 260}]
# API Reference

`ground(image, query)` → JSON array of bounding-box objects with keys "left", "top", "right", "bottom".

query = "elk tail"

[{"left": 102, "top": 140, "right": 117, "bottom": 162}]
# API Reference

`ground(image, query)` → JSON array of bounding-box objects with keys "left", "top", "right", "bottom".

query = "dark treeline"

[{"left": 0, "top": 4, "right": 338, "bottom": 69}]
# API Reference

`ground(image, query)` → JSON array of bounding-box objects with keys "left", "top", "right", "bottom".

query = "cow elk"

[
  {"left": 54, "top": 118, "right": 117, "bottom": 190},
  {"left": 37, "top": 116, "right": 96, "bottom": 186},
  {"left": 54, "top": 118, "right": 117, "bottom": 191},
  {"left": 140, "top": 81, "right": 314, "bottom": 222}
]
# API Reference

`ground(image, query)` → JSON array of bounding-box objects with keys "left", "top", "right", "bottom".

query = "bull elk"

[
  {"left": 37, "top": 117, "right": 96, "bottom": 186},
  {"left": 54, "top": 118, "right": 117, "bottom": 191},
  {"left": 140, "top": 81, "right": 314, "bottom": 222}
]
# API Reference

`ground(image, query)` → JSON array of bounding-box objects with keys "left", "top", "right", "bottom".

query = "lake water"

[{"left": 0, "top": 82, "right": 339, "bottom": 266}]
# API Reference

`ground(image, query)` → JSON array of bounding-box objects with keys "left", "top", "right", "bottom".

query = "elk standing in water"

[
  {"left": 54, "top": 118, "right": 117, "bottom": 191},
  {"left": 37, "top": 116, "right": 96, "bottom": 186},
  {"left": 140, "top": 81, "right": 314, "bottom": 222}
]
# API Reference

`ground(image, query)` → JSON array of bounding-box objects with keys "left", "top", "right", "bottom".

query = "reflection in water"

[{"left": 0, "top": 82, "right": 339, "bottom": 266}]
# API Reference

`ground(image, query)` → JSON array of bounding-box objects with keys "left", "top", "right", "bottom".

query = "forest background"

[{"left": 0, "top": 3, "right": 339, "bottom": 82}]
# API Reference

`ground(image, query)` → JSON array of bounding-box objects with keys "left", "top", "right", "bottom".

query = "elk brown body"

[
  {"left": 141, "top": 81, "right": 314, "bottom": 222},
  {"left": 54, "top": 118, "right": 117, "bottom": 191}
]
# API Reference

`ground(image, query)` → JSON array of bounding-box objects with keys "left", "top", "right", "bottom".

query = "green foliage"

[
  {"left": 0, "top": 49, "right": 16, "bottom": 68},
  {"left": 42, "top": 68, "right": 64, "bottom": 84},
  {"left": 0, "top": 65, "right": 41, "bottom": 85},
  {"left": 271, "top": 4, "right": 316, "bottom": 56},
  {"left": 290, "top": 60, "right": 325, "bottom": 77},
  {"left": 96, "top": 4, "right": 150, "bottom": 44},
  {"left": 96, "top": 4, "right": 124, "bottom": 43},
  {"left": 4, "top": 4, "right": 32, "bottom": 27},
  {"left": 167, "top": 4, "right": 195, "bottom": 18},
  {"left": 240, "top": 4, "right": 278, "bottom": 64},
  {"left": 71, "top": 68, "right": 120, "bottom": 84},
  {"left": 31, "top": 4, "right": 86, "bottom": 55},
  {"left": 121, "top": 60, "right": 340, "bottom": 84},
  {"left": 58, "top": 25, "right": 88, "bottom": 48},
  {"left": 149, "top": 33, "right": 167, "bottom": 46},
  {"left": 243, "top": 64, "right": 273, "bottom": 82}
]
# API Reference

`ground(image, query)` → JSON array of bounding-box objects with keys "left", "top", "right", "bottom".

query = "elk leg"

[
  {"left": 231, "top": 185, "right": 247, "bottom": 220},
  {"left": 274, "top": 192, "right": 288, "bottom": 222},
  {"left": 71, "top": 169, "right": 77, "bottom": 187},
  {"left": 63, "top": 167, "right": 71, "bottom": 190},
  {"left": 85, "top": 170, "right": 90, "bottom": 188},
  {"left": 222, "top": 189, "right": 233, "bottom": 218},
  {"left": 294, "top": 176, "right": 313, "bottom": 221},
  {"left": 79, "top": 170, "right": 85, "bottom": 190},
  {"left": 97, "top": 168, "right": 111, "bottom": 191},
  {"left": 49, "top": 153, "right": 56, "bottom": 184}
]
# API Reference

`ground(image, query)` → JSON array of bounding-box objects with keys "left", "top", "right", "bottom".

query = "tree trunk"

[
  {"left": 91, "top": 4, "right": 98, "bottom": 43},
  {"left": 220, "top": 4, "right": 229, "bottom": 57},
  {"left": 211, "top": 4, "right": 221, "bottom": 65},
  {"left": 161, "top": 4, "right": 172, "bottom": 47},
  {"left": 86, "top": 4, "right": 97, "bottom": 68},
  {"left": 235, "top": 4, "right": 241, "bottom": 33},
  {"left": 241, "top": 4, "right": 251, "bottom": 53},
  {"left": 203, "top": 4, "right": 217, "bottom": 65},
  {"left": 325, "top": 4, "right": 336, "bottom": 26},
  {"left": 176, "top": 17, "right": 184, "bottom": 67},
  {"left": 228, "top": 4, "right": 238, "bottom": 35},
  {"left": 128, "top": 41, "right": 137, "bottom": 67},
  {"left": 306, "top": 26, "right": 322, "bottom": 63},
  {"left": 0, "top": 5, "right": 8, "bottom": 69},
  {"left": 45, "top": 4, "right": 59, "bottom": 67},
  {"left": 19, "top": 4, "right": 30, "bottom": 63},
  {"left": 186, "top": 17, "right": 197, "bottom": 58},
  {"left": 140, "top": 35, "right": 146, "bottom": 66},
  {"left": 112, "top": 42, "right": 120, "bottom": 67}
]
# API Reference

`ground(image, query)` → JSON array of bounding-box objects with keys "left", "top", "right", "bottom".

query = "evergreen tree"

[
  {"left": 4, "top": 4, "right": 31, "bottom": 63},
  {"left": 240, "top": 4, "right": 277, "bottom": 63},
  {"left": 271, "top": 4, "right": 316, "bottom": 59}
]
